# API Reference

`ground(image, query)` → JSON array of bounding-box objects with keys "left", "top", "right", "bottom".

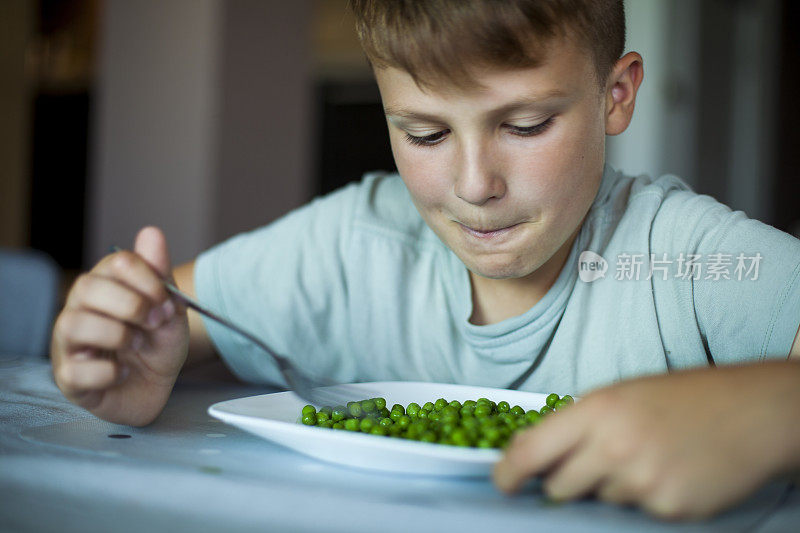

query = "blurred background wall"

[{"left": 1, "top": 0, "right": 798, "bottom": 293}]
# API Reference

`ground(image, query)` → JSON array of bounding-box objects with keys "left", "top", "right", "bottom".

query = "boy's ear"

[{"left": 605, "top": 52, "right": 644, "bottom": 136}]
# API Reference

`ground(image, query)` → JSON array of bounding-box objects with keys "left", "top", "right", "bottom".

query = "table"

[{"left": 1, "top": 355, "right": 797, "bottom": 532}]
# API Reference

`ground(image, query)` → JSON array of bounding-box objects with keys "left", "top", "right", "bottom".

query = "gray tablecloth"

[{"left": 1, "top": 355, "right": 797, "bottom": 533}]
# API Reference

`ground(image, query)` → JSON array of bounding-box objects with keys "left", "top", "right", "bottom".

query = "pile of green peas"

[{"left": 300, "top": 392, "right": 574, "bottom": 448}]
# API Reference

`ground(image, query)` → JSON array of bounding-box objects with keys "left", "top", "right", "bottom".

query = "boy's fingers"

[
  {"left": 493, "top": 409, "right": 588, "bottom": 493},
  {"left": 134, "top": 226, "right": 172, "bottom": 279},
  {"left": 597, "top": 476, "right": 638, "bottom": 505},
  {"left": 55, "top": 355, "right": 127, "bottom": 396},
  {"left": 88, "top": 251, "right": 168, "bottom": 305},
  {"left": 65, "top": 274, "right": 172, "bottom": 331},
  {"left": 56, "top": 309, "right": 144, "bottom": 353},
  {"left": 596, "top": 452, "right": 662, "bottom": 506},
  {"left": 541, "top": 441, "right": 608, "bottom": 501}
]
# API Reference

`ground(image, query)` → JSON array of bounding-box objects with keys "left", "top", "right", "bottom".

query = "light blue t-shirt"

[{"left": 194, "top": 164, "right": 800, "bottom": 395}]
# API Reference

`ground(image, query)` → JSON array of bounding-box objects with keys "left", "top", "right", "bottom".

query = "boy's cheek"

[{"left": 395, "top": 159, "right": 452, "bottom": 207}]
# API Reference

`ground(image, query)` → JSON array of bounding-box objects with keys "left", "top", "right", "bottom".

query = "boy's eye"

[
  {"left": 404, "top": 130, "right": 449, "bottom": 147},
  {"left": 401, "top": 116, "right": 555, "bottom": 148},
  {"left": 506, "top": 116, "right": 556, "bottom": 137}
]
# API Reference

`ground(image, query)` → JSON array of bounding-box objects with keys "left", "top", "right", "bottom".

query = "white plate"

[{"left": 208, "top": 381, "right": 561, "bottom": 477}]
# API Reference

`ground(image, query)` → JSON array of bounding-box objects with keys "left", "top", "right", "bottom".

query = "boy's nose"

[{"left": 453, "top": 141, "right": 506, "bottom": 206}]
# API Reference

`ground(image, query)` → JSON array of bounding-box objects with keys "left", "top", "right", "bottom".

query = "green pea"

[
  {"left": 545, "top": 393, "right": 560, "bottom": 408},
  {"left": 451, "top": 429, "right": 470, "bottom": 447},
  {"left": 412, "top": 419, "right": 430, "bottom": 431},
  {"left": 440, "top": 422, "right": 457, "bottom": 436},
  {"left": 331, "top": 406, "right": 347, "bottom": 422},
  {"left": 300, "top": 395, "right": 573, "bottom": 449},
  {"left": 361, "top": 399, "right": 376, "bottom": 413},
  {"left": 554, "top": 399, "right": 571, "bottom": 411},
  {"left": 525, "top": 410, "right": 541, "bottom": 425},
  {"left": 461, "top": 417, "right": 479, "bottom": 432},
  {"left": 440, "top": 406, "right": 457, "bottom": 420},
  {"left": 370, "top": 425, "right": 388, "bottom": 436},
  {"left": 420, "top": 431, "right": 437, "bottom": 443},
  {"left": 478, "top": 415, "right": 497, "bottom": 427},
  {"left": 484, "top": 426, "right": 501, "bottom": 443},
  {"left": 348, "top": 403, "right": 363, "bottom": 418},
  {"left": 441, "top": 414, "right": 458, "bottom": 426},
  {"left": 441, "top": 405, "right": 458, "bottom": 416},
  {"left": 474, "top": 404, "right": 492, "bottom": 417}
]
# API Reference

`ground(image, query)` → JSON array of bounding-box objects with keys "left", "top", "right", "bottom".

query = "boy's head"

[
  {"left": 350, "top": 0, "right": 626, "bottom": 92},
  {"left": 350, "top": 1, "right": 642, "bottom": 292}
]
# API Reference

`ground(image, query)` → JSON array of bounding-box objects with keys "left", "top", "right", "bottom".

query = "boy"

[{"left": 50, "top": 0, "right": 800, "bottom": 521}]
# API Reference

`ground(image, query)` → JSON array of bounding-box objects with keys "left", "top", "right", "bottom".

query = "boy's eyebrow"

[{"left": 384, "top": 89, "right": 570, "bottom": 121}]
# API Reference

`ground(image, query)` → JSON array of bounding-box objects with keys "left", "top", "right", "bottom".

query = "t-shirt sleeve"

[
  {"left": 652, "top": 188, "right": 800, "bottom": 365},
  {"left": 193, "top": 180, "right": 364, "bottom": 386}
]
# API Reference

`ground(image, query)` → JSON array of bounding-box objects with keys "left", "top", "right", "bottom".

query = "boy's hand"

[
  {"left": 51, "top": 226, "right": 189, "bottom": 426},
  {"left": 493, "top": 361, "right": 800, "bottom": 520}
]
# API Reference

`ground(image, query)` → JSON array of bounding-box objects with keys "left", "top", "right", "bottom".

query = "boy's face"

[{"left": 376, "top": 37, "right": 607, "bottom": 282}]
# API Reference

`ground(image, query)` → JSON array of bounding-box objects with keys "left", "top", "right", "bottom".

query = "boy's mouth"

[{"left": 457, "top": 222, "right": 521, "bottom": 239}]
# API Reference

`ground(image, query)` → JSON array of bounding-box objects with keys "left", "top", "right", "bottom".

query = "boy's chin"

[{"left": 465, "top": 258, "right": 539, "bottom": 281}]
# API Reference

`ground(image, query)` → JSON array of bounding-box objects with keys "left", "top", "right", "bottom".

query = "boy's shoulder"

[
  {"left": 596, "top": 166, "right": 728, "bottom": 229},
  {"left": 601, "top": 167, "right": 694, "bottom": 212},
  {"left": 597, "top": 166, "right": 799, "bottom": 259}
]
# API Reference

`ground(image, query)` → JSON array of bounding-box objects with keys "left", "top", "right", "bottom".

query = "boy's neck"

[{"left": 468, "top": 228, "right": 579, "bottom": 326}]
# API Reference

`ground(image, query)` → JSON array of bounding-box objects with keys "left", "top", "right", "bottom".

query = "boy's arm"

[
  {"left": 493, "top": 322, "right": 800, "bottom": 521},
  {"left": 172, "top": 260, "right": 218, "bottom": 367}
]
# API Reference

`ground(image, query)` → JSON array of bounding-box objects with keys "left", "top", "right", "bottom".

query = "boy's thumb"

[{"left": 133, "top": 226, "right": 172, "bottom": 279}]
